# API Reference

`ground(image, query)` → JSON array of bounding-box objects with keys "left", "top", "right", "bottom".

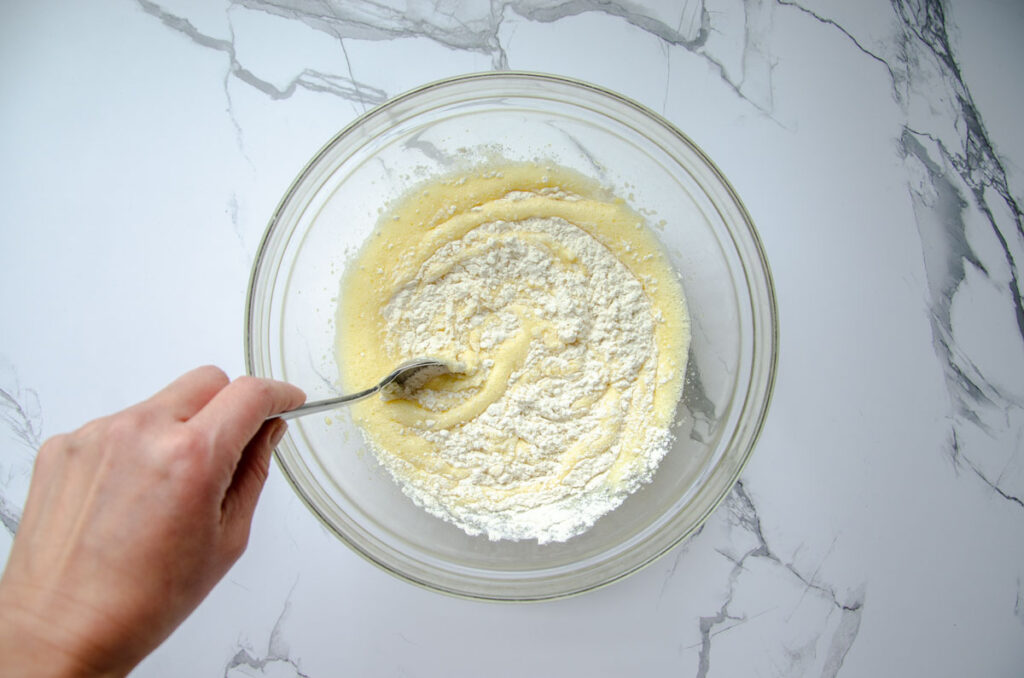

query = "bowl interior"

[{"left": 247, "top": 73, "right": 775, "bottom": 600}]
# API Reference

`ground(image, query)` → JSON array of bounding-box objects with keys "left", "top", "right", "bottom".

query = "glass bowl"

[{"left": 245, "top": 72, "right": 777, "bottom": 601}]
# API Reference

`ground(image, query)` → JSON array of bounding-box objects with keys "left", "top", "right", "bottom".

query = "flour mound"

[{"left": 377, "top": 215, "right": 670, "bottom": 543}]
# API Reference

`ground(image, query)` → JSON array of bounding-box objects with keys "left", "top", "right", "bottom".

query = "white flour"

[{"left": 376, "top": 213, "right": 672, "bottom": 542}]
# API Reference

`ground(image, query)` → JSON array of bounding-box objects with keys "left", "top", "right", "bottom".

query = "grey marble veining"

[
  {"left": 231, "top": 0, "right": 709, "bottom": 71},
  {"left": 770, "top": 0, "right": 1024, "bottom": 505},
  {"left": 0, "top": 494, "right": 20, "bottom": 538},
  {"left": 224, "top": 593, "right": 309, "bottom": 678},
  {"left": 2, "top": 0, "right": 1023, "bottom": 675},
  {"left": 0, "top": 360, "right": 42, "bottom": 536},
  {"left": 690, "top": 483, "right": 865, "bottom": 677},
  {"left": 229, "top": 0, "right": 784, "bottom": 114},
  {"left": 893, "top": 0, "right": 1023, "bottom": 506},
  {"left": 0, "top": 362, "right": 42, "bottom": 454},
  {"left": 136, "top": 0, "right": 389, "bottom": 105}
]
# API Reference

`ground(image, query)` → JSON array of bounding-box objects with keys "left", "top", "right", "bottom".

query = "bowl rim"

[{"left": 245, "top": 70, "right": 779, "bottom": 602}]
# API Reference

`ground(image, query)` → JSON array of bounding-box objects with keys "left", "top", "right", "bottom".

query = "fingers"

[
  {"left": 220, "top": 419, "right": 287, "bottom": 546},
  {"left": 187, "top": 376, "right": 305, "bottom": 465},
  {"left": 144, "top": 366, "right": 230, "bottom": 421}
]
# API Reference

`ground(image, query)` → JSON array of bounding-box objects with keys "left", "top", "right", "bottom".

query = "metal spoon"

[{"left": 268, "top": 358, "right": 451, "bottom": 421}]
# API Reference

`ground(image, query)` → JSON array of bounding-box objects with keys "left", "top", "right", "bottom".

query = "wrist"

[{"left": 0, "top": 583, "right": 126, "bottom": 678}]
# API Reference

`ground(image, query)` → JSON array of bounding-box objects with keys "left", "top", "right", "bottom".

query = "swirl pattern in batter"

[{"left": 338, "top": 163, "right": 689, "bottom": 543}]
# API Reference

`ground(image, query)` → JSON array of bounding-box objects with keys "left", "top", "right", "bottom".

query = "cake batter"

[{"left": 337, "top": 163, "right": 689, "bottom": 542}]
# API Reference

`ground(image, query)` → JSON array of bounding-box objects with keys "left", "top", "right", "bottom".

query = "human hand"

[{"left": 0, "top": 367, "right": 305, "bottom": 677}]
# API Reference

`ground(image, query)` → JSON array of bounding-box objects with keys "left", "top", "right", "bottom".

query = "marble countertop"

[{"left": 2, "top": 1, "right": 1023, "bottom": 675}]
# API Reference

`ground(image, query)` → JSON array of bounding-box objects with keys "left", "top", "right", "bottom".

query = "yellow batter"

[{"left": 337, "top": 162, "right": 690, "bottom": 542}]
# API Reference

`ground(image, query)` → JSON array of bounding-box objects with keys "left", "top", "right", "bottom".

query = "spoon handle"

[{"left": 268, "top": 385, "right": 380, "bottom": 421}]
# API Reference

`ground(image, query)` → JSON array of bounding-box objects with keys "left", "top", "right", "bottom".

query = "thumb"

[{"left": 220, "top": 418, "right": 286, "bottom": 542}]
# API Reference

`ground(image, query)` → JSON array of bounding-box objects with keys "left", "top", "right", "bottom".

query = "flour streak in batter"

[{"left": 338, "top": 164, "right": 690, "bottom": 543}]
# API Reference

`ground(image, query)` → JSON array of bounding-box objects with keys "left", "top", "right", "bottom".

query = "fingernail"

[{"left": 270, "top": 420, "right": 287, "bottom": 447}]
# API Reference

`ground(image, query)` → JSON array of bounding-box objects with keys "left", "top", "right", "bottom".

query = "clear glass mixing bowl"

[{"left": 245, "top": 72, "right": 777, "bottom": 601}]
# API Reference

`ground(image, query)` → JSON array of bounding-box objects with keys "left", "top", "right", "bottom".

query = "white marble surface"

[{"left": 2, "top": 0, "right": 1023, "bottom": 675}]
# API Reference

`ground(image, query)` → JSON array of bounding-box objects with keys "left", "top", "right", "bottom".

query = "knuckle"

[
  {"left": 35, "top": 433, "right": 71, "bottom": 467},
  {"left": 103, "top": 411, "right": 143, "bottom": 445},
  {"left": 49, "top": 415, "right": 117, "bottom": 461},
  {"left": 176, "top": 423, "right": 207, "bottom": 451},
  {"left": 153, "top": 426, "right": 210, "bottom": 479},
  {"left": 197, "top": 364, "right": 230, "bottom": 388},
  {"left": 168, "top": 426, "right": 209, "bottom": 461},
  {"left": 76, "top": 416, "right": 108, "bottom": 442},
  {"left": 236, "top": 376, "right": 275, "bottom": 408},
  {"left": 38, "top": 432, "right": 70, "bottom": 452}
]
